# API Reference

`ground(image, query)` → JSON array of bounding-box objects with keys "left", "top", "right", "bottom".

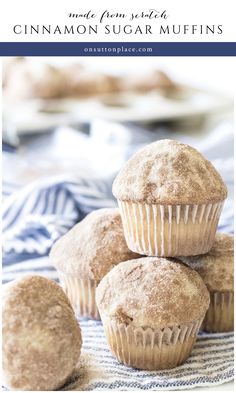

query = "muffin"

[
  {"left": 120, "top": 69, "right": 177, "bottom": 95},
  {"left": 4, "top": 59, "right": 67, "bottom": 100},
  {"left": 64, "top": 66, "right": 121, "bottom": 97},
  {"left": 96, "top": 257, "right": 209, "bottom": 370},
  {"left": 50, "top": 208, "right": 140, "bottom": 320},
  {"left": 113, "top": 139, "right": 227, "bottom": 257},
  {"left": 2, "top": 275, "right": 82, "bottom": 391},
  {"left": 179, "top": 233, "right": 234, "bottom": 332}
]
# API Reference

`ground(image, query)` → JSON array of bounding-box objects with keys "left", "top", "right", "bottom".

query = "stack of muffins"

[{"left": 51, "top": 139, "right": 234, "bottom": 371}]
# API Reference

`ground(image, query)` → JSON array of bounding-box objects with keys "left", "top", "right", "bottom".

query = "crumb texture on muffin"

[
  {"left": 112, "top": 139, "right": 227, "bottom": 204},
  {"left": 179, "top": 233, "right": 234, "bottom": 292},
  {"left": 2, "top": 275, "right": 82, "bottom": 391},
  {"left": 50, "top": 208, "right": 140, "bottom": 281},
  {"left": 96, "top": 257, "right": 210, "bottom": 329}
]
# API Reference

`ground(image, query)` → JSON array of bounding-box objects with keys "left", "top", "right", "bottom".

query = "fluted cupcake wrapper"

[
  {"left": 103, "top": 317, "right": 204, "bottom": 370},
  {"left": 202, "top": 291, "right": 234, "bottom": 333},
  {"left": 58, "top": 272, "right": 100, "bottom": 320},
  {"left": 118, "top": 200, "right": 224, "bottom": 256}
]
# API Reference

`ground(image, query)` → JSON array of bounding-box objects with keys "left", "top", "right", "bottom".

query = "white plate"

[
  {"left": 3, "top": 86, "right": 232, "bottom": 135},
  {"left": 72, "top": 87, "right": 232, "bottom": 123}
]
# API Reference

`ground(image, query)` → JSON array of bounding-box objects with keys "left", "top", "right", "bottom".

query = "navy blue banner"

[{"left": 0, "top": 42, "right": 236, "bottom": 56}]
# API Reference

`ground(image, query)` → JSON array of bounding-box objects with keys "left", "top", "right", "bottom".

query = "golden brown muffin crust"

[
  {"left": 178, "top": 233, "right": 234, "bottom": 292},
  {"left": 112, "top": 139, "right": 227, "bottom": 205},
  {"left": 2, "top": 275, "right": 82, "bottom": 391},
  {"left": 96, "top": 257, "right": 210, "bottom": 329},
  {"left": 50, "top": 208, "right": 140, "bottom": 281}
]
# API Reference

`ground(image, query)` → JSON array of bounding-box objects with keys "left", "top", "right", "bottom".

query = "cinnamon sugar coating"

[
  {"left": 50, "top": 208, "right": 140, "bottom": 281},
  {"left": 2, "top": 275, "right": 82, "bottom": 391},
  {"left": 113, "top": 139, "right": 227, "bottom": 204},
  {"left": 178, "top": 233, "right": 234, "bottom": 292},
  {"left": 96, "top": 257, "right": 210, "bottom": 329}
]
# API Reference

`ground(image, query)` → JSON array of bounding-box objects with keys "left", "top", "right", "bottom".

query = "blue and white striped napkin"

[
  {"left": 2, "top": 175, "right": 116, "bottom": 280},
  {"left": 60, "top": 320, "right": 234, "bottom": 391}
]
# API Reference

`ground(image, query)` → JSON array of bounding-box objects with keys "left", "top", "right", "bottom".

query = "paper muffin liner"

[
  {"left": 58, "top": 272, "right": 100, "bottom": 320},
  {"left": 202, "top": 291, "right": 234, "bottom": 333},
  {"left": 118, "top": 200, "right": 224, "bottom": 256},
  {"left": 102, "top": 317, "right": 204, "bottom": 370}
]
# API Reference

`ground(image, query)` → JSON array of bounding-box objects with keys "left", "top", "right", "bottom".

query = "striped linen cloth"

[
  {"left": 2, "top": 175, "right": 116, "bottom": 279},
  {"left": 59, "top": 320, "right": 234, "bottom": 391}
]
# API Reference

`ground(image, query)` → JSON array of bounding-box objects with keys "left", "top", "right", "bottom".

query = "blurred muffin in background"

[
  {"left": 3, "top": 58, "right": 121, "bottom": 100},
  {"left": 3, "top": 58, "right": 67, "bottom": 100},
  {"left": 120, "top": 69, "right": 178, "bottom": 95},
  {"left": 2, "top": 57, "right": 25, "bottom": 88},
  {"left": 3, "top": 58, "right": 179, "bottom": 101},
  {"left": 63, "top": 64, "right": 121, "bottom": 97}
]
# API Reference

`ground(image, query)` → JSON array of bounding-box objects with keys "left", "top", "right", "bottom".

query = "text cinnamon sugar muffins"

[{"left": 113, "top": 139, "right": 227, "bottom": 257}]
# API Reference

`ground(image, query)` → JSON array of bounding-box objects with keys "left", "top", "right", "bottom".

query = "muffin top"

[
  {"left": 4, "top": 59, "right": 67, "bottom": 100},
  {"left": 121, "top": 69, "right": 177, "bottom": 93},
  {"left": 96, "top": 257, "right": 210, "bottom": 329},
  {"left": 178, "top": 233, "right": 234, "bottom": 292},
  {"left": 2, "top": 275, "right": 82, "bottom": 391},
  {"left": 112, "top": 139, "right": 227, "bottom": 205},
  {"left": 50, "top": 208, "right": 140, "bottom": 281}
]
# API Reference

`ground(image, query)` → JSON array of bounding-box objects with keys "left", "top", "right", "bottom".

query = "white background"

[{"left": 0, "top": 0, "right": 236, "bottom": 42}]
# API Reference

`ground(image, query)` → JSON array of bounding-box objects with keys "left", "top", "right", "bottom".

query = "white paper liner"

[
  {"left": 103, "top": 317, "right": 204, "bottom": 370},
  {"left": 202, "top": 291, "right": 234, "bottom": 332},
  {"left": 118, "top": 200, "right": 224, "bottom": 256},
  {"left": 58, "top": 272, "right": 100, "bottom": 320}
]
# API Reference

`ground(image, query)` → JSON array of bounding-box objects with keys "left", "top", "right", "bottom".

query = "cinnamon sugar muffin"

[
  {"left": 3, "top": 59, "right": 120, "bottom": 100},
  {"left": 113, "top": 139, "right": 227, "bottom": 257},
  {"left": 64, "top": 66, "right": 121, "bottom": 97},
  {"left": 179, "top": 233, "right": 234, "bottom": 332},
  {"left": 2, "top": 275, "right": 82, "bottom": 391},
  {"left": 120, "top": 69, "right": 177, "bottom": 95},
  {"left": 4, "top": 59, "right": 67, "bottom": 100},
  {"left": 96, "top": 257, "right": 209, "bottom": 370},
  {"left": 50, "top": 208, "right": 140, "bottom": 320}
]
